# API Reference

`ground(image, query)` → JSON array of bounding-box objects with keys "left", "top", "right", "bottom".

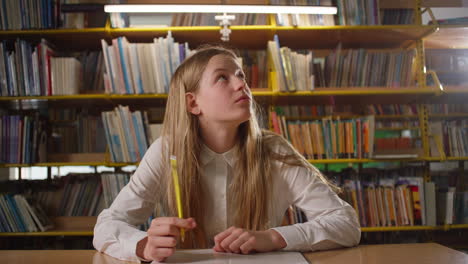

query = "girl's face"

[{"left": 190, "top": 54, "right": 252, "bottom": 126}]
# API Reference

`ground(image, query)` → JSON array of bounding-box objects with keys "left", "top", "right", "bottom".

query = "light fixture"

[
  {"left": 104, "top": 4, "right": 337, "bottom": 41},
  {"left": 104, "top": 5, "right": 337, "bottom": 15}
]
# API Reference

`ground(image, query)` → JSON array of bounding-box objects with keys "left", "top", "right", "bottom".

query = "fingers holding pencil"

[
  {"left": 137, "top": 217, "right": 197, "bottom": 262},
  {"left": 150, "top": 217, "right": 197, "bottom": 233}
]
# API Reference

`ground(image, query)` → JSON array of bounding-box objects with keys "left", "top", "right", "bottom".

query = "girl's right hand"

[{"left": 136, "top": 217, "right": 197, "bottom": 262}]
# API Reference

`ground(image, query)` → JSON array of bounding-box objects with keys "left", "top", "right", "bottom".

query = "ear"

[{"left": 186, "top": 92, "right": 201, "bottom": 115}]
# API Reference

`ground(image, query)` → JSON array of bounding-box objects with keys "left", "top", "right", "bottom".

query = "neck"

[{"left": 199, "top": 120, "right": 238, "bottom": 154}]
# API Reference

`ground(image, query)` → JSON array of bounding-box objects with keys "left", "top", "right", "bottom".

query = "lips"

[{"left": 235, "top": 95, "right": 251, "bottom": 103}]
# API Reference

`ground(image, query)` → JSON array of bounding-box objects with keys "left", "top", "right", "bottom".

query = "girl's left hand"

[{"left": 213, "top": 226, "right": 287, "bottom": 254}]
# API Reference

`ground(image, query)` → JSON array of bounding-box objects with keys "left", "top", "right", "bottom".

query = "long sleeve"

[
  {"left": 93, "top": 138, "right": 165, "bottom": 262},
  {"left": 271, "top": 164, "right": 361, "bottom": 252}
]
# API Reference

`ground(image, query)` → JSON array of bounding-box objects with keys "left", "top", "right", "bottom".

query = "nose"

[{"left": 233, "top": 76, "right": 247, "bottom": 91}]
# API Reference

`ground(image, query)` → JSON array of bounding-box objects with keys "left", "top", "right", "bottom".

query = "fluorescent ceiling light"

[{"left": 104, "top": 5, "right": 337, "bottom": 15}]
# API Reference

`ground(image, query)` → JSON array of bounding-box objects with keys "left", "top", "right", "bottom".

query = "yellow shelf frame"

[
  {"left": 430, "top": 113, "right": 468, "bottom": 118},
  {"left": 308, "top": 158, "right": 425, "bottom": 164},
  {"left": 3, "top": 156, "right": 467, "bottom": 167},
  {"left": 111, "top": 25, "right": 276, "bottom": 33},
  {"left": 0, "top": 162, "right": 138, "bottom": 168},
  {"left": 361, "top": 224, "right": 468, "bottom": 232},
  {"left": 2, "top": 224, "right": 467, "bottom": 236},
  {"left": 286, "top": 115, "right": 420, "bottom": 121},
  {"left": 0, "top": 25, "right": 438, "bottom": 34},
  {"left": 375, "top": 127, "right": 420, "bottom": 131},
  {"left": 424, "top": 157, "right": 468, "bottom": 162},
  {"left": 0, "top": 94, "right": 168, "bottom": 100},
  {"left": 0, "top": 89, "right": 438, "bottom": 101},
  {"left": 0, "top": 28, "right": 108, "bottom": 35},
  {"left": 273, "top": 24, "right": 437, "bottom": 31},
  {"left": 0, "top": 231, "right": 94, "bottom": 237}
]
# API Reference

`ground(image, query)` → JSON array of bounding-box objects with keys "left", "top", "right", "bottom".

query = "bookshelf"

[
  {"left": 0, "top": 0, "right": 467, "bottom": 250},
  {"left": 0, "top": 213, "right": 466, "bottom": 237},
  {"left": 0, "top": 25, "right": 439, "bottom": 49},
  {"left": 2, "top": 156, "right": 467, "bottom": 169},
  {"left": 424, "top": 25, "right": 468, "bottom": 49}
]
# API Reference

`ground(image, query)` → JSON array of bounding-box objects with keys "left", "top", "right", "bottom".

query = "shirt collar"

[{"left": 200, "top": 143, "right": 238, "bottom": 167}]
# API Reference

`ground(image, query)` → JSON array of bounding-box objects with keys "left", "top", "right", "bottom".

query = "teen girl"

[{"left": 93, "top": 46, "right": 361, "bottom": 262}]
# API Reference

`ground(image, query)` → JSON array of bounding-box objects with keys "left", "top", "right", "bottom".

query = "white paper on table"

[{"left": 156, "top": 249, "right": 309, "bottom": 264}]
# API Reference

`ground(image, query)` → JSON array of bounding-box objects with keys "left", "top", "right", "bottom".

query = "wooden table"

[
  {"left": 0, "top": 243, "right": 466, "bottom": 264},
  {"left": 303, "top": 243, "right": 467, "bottom": 264}
]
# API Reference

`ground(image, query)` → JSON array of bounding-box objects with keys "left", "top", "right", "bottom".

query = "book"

[{"left": 162, "top": 249, "right": 308, "bottom": 264}]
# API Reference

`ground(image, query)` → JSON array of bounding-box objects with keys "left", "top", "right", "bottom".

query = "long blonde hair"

[{"left": 160, "top": 46, "right": 337, "bottom": 249}]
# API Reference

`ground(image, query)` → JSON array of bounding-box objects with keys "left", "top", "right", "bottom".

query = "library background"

[{"left": 0, "top": 0, "right": 467, "bottom": 253}]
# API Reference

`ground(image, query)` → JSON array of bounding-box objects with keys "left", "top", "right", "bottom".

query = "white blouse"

[{"left": 93, "top": 137, "right": 361, "bottom": 262}]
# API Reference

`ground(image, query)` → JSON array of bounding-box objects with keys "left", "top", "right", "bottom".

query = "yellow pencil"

[{"left": 170, "top": 155, "right": 185, "bottom": 242}]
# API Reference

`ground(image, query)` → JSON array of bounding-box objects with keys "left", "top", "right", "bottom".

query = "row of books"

[
  {"left": 58, "top": 173, "right": 130, "bottom": 216},
  {"left": 345, "top": 178, "right": 468, "bottom": 227},
  {"left": 0, "top": 0, "right": 58, "bottom": 30},
  {"left": 2, "top": 0, "right": 421, "bottom": 30},
  {"left": 101, "top": 34, "right": 194, "bottom": 95},
  {"left": 50, "top": 57, "right": 81, "bottom": 95},
  {"left": 0, "top": 114, "right": 47, "bottom": 164},
  {"left": 49, "top": 107, "right": 162, "bottom": 150},
  {"left": 60, "top": 0, "right": 107, "bottom": 29},
  {"left": 57, "top": 174, "right": 103, "bottom": 217},
  {"left": 286, "top": 167, "right": 468, "bottom": 227},
  {"left": 268, "top": 35, "right": 315, "bottom": 92},
  {"left": 0, "top": 39, "right": 105, "bottom": 96},
  {"left": 321, "top": 45, "right": 416, "bottom": 88},
  {"left": 273, "top": 105, "right": 350, "bottom": 117},
  {"left": 49, "top": 114, "right": 107, "bottom": 154},
  {"left": 101, "top": 105, "right": 161, "bottom": 163},
  {"left": 0, "top": 105, "right": 165, "bottom": 164},
  {"left": 428, "top": 104, "right": 468, "bottom": 115},
  {"left": 381, "top": 9, "right": 414, "bottom": 25},
  {"left": 80, "top": 51, "right": 105, "bottom": 93},
  {"left": 174, "top": 13, "right": 268, "bottom": 27},
  {"left": 0, "top": 194, "right": 53, "bottom": 232},
  {"left": 0, "top": 39, "right": 52, "bottom": 96},
  {"left": 430, "top": 120, "right": 468, "bottom": 158},
  {"left": 342, "top": 177, "right": 432, "bottom": 227},
  {"left": 274, "top": 13, "right": 335, "bottom": 27},
  {"left": 35, "top": 172, "right": 130, "bottom": 217},
  {"left": 273, "top": 104, "right": 420, "bottom": 118},
  {"left": 48, "top": 108, "right": 88, "bottom": 122},
  {"left": 278, "top": 104, "right": 467, "bottom": 117},
  {"left": 1, "top": 36, "right": 441, "bottom": 97},
  {"left": 272, "top": 0, "right": 335, "bottom": 26},
  {"left": 367, "top": 104, "right": 419, "bottom": 116},
  {"left": 342, "top": 167, "right": 467, "bottom": 226},
  {"left": 336, "top": 0, "right": 380, "bottom": 25},
  {"left": 112, "top": 7, "right": 417, "bottom": 28},
  {"left": 268, "top": 37, "right": 416, "bottom": 91},
  {"left": 4, "top": 172, "right": 154, "bottom": 232},
  {"left": 239, "top": 50, "right": 268, "bottom": 90},
  {"left": 270, "top": 111, "right": 376, "bottom": 159},
  {"left": 112, "top": 13, "right": 268, "bottom": 28},
  {"left": 274, "top": 0, "right": 413, "bottom": 26},
  {"left": 375, "top": 120, "right": 419, "bottom": 129}
]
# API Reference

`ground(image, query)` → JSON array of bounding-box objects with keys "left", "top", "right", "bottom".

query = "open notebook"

[{"left": 159, "top": 249, "right": 308, "bottom": 264}]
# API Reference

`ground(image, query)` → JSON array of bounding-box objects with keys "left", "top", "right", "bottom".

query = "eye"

[
  {"left": 217, "top": 74, "right": 228, "bottom": 82},
  {"left": 235, "top": 70, "right": 245, "bottom": 80}
]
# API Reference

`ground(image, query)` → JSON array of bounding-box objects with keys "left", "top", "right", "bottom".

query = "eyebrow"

[{"left": 213, "top": 68, "right": 228, "bottom": 73}]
